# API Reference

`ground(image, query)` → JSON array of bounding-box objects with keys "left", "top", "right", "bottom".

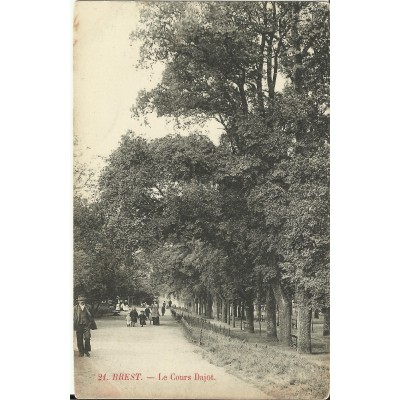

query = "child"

[
  {"left": 139, "top": 310, "right": 147, "bottom": 327},
  {"left": 130, "top": 307, "right": 139, "bottom": 327},
  {"left": 126, "top": 312, "right": 132, "bottom": 327}
]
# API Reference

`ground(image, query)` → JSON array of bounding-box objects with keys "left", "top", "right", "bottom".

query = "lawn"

[{"left": 182, "top": 319, "right": 329, "bottom": 399}]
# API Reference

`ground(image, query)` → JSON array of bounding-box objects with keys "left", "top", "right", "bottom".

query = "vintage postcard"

[{"left": 73, "top": 1, "right": 330, "bottom": 399}]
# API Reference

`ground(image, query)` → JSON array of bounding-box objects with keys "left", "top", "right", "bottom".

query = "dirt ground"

[{"left": 73, "top": 309, "right": 269, "bottom": 399}]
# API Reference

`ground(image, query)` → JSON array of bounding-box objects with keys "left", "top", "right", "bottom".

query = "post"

[
  {"left": 240, "top": 301, "right": 244, "bottom": 330},
  {"left": 199, "top": 319, "right": 204, "bottom": 345}
]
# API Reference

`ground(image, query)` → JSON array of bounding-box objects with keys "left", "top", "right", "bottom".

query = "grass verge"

[{"left": 180, "top": 318, "right": 329, "bottom": 400}]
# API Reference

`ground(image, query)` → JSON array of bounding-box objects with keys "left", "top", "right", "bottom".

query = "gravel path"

[{"left": 73, "top": 310, "right": 268, "bottom": 399}]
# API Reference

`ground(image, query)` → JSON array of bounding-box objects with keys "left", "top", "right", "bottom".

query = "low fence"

[
  {"left": 171, "top": 308, "right": 328, "bottom": 352},
  {"left": 171, "top": 309, "right": 232, "bottom": 346}
]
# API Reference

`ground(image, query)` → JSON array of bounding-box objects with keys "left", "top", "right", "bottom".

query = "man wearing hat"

[{"left": 73, "top": 295, "right": 96, "bottom": 357}]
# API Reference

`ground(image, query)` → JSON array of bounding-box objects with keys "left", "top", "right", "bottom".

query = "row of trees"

[{"left": 73, "top": 1, "right": 329, "bottom": 353}]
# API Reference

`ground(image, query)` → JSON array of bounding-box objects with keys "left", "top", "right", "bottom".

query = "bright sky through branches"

[
  {"left": 74, "top": 1, "right": 223, "bottom": 174},
  {"left": 73, "top": 1, "right": 286, "bottom": 175}
]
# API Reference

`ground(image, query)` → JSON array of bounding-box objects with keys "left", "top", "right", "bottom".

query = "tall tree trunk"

[
  {"left": 212, "top": 295, "right": 217, "bottom": 319},
  {"left": 206, "top": 293, "right": 212, "bottom": 319},
  {"left": 265, "top": 285, "right": 278, "bottom": 341},
  {"left": 292, "top": 2, "right": 306, "bottom": 143},
  {"left": 246, "top": 301, "right": 255, "bottom": 333},
  {"left": 297, "top": 289, "right": 312, "bottom": 353},
  {"left": 272, "top": 281, "right": 292, "bottom": 346},
  {"left": 233, "top": 300, "right": 237, "bottom": 317},
  {"left": 323, "top": 307, "right": 330, "bottom": 336},
  {"left": 256, "top": 30, "right": 266, "bottom": 117},
  {"left": 222, "top": 300, "right": 228, "bottom": 323}
]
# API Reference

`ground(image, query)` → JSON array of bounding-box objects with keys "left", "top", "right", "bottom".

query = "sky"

[{"left": 73, "top": 1, "right": 222, "bottom": 174}]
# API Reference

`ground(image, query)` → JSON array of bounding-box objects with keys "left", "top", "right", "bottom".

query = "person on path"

[
  {"left": 144, "top": 305, "right": 150, "bottom": 319},
  {"left": 151, "top": 302, "right": 160, "bottom": 325},
  {"left": 168, "top": 299, "right": 172, "bottom": 308},
  {"left": 73, "top": 295, "right": 96, "bottom": 357},
  {"left": 139, "top": 310, "right": 147, "bottom": 327},
  {"left": 126, "top": 312, "right": 132, "bottom": 327},
  {"left": 130, "top": 307, "right": 139, "bottom": 327},
  {"left": 161, "top": 303, "right": 166, "bottom": 316}
]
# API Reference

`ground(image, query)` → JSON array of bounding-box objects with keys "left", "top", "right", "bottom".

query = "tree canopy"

[{"left": 74, "top": 1, "right": 329, "bottom": 352}]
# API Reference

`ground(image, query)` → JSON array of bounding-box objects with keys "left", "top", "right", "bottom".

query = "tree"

[
  {"left": 108, "top": 1, "right": 331, "bottom": 351},
  {"left": 74, "top": 194, "right": 152, "bottom": 313}
]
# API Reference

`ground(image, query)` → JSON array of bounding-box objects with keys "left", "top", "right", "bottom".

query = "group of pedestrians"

[
  {"left": 125, "top": 301, "right": 167, "bottom": 327},
  {"left": 74, "top": 296, "right": 173, "bottom": 357},
  {"left": 125, "top": 307, "right": 148, "bottom": 327}
]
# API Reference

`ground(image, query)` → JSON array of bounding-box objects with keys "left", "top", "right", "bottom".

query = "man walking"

[{"left": 73, "top": 295, "right": 96, "bottom": 357}]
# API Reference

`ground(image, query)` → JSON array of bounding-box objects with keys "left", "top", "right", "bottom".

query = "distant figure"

[
  {"left": 168, "top": 300, "right": 172, "bottom": 308},
  {"left": 126, "top": 312, "right": 132, "bottom": 327},
  {"left": 151, "top": 302, "right": 160, "bottom": 325},
  {"left": 139, "top": 310, "right": 147, "bottom": 327},
  {"left": 115, "top": 302, "right": 121, "bottom": 312},
  {"left": 130, "top": 307, "right": 139, "bottom": 327},
  {"left": 161, "top": 303, "right": 166, "bottom": 316},
  {"left": 144, "top": 305, "right": 151, "bottom": 319}
]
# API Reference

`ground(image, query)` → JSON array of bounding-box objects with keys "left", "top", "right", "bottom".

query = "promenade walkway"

[{"left": 73, "top": 310, "right": 268, "bottom": 399}]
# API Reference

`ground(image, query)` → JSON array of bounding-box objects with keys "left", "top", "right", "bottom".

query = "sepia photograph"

[{"left": 73, "top": 1, "right": 330, "bottom": 398}]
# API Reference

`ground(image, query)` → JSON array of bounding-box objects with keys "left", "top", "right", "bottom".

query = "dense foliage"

[{"left": 74, "top": 1, "right": 329, "bottom": 351}]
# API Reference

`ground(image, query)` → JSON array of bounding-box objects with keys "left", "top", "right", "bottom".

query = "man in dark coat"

[{"left": 73, "top": 295, "right": 96, "bottom": 357}]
